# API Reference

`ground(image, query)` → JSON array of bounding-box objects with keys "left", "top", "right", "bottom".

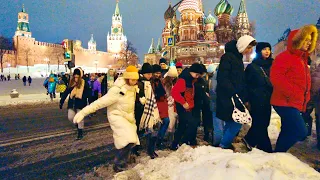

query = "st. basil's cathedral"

[{"left": 144, "top": 0, "right": 253, "bottom": 65}]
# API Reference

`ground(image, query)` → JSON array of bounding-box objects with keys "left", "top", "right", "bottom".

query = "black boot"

[
  {"left": 147, "top": 135, "right": 157, "bottom": 159},
  {"left": 131, "top": 146, "right": 140, "bottom": 156},
  {"left": 152, "top": 137, "right": 159, "bottom": 157},
  {"left": 156, "top": 138, "right": 165, "bottom": 150},
  {"left": 77, "top": 129, "right": 83, "bottom": 140},
  {"left": 113, "top": 164, "right": 126, "bottom": 173}
]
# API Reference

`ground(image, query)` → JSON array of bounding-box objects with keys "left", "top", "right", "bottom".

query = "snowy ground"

[
  {"left": 80, "top": 111, "right": 320, "bottom": 180},
  {"left": 0, "top": 78, "right": 47, "bottom": 96},
  {"left": 0, "top": 78, "right": 59, "bottom": 106}
]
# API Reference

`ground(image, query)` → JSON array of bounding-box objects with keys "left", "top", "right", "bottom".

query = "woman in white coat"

[{"left": 73, "top": 65, "right": 140, "bottom": 172}]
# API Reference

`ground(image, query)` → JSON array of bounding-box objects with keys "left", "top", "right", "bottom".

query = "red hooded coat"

[{"left": 270, "top": 25, "right": 318, "bottom": 112}]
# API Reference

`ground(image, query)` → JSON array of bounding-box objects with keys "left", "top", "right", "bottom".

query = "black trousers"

[
  {"left": 173, "top": 109, "right": 199, "bottom": 146},
  {"left": 245, "top": 104, "right": 273, "bottom": 153}
]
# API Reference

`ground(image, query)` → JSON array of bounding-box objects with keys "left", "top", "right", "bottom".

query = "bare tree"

[
  {"left": 249, "top": 21, "right": 256, "bottom": 37},
  {"left": 24, "top": 47, "right": 31, "bottom": 73},
  {"left": 0, "top": 36, "right": 13, "bottom": 73},
  {"left": 118, "top": 41, "right": 138, "bottom": 67}
]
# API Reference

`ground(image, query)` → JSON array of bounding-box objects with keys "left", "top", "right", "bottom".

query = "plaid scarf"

[{"left": 139, "top": 81, "right": 161, "bottom": 130}]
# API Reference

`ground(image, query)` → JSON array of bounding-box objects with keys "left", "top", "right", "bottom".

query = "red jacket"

[
  {"left": 270, "top": 29, "right": 311, "bottom": 112},
  {"left": 152, "top": 80, "right": 169, "bottom": 119},
  {"left": 172, "top": 68, "right": 195, "bottom": 111}
]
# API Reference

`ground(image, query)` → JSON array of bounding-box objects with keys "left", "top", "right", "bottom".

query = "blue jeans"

[
  {"left": 212, "top": 112, "right": 224, "bottom": 146},
  {"left": 273, "top": 106, "right": 307, "bottom": 152},
  {"left": 219, "top": 120, "right": 242, "bottom": 148},
  {"left": 158, "top": 117, "right": 170, "bottom": 140}
]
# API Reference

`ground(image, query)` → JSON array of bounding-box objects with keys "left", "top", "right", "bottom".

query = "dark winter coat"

[
  {"left": 135, "top": 77, "right": 147, "bottom": 128},
  {"left": 172, "top": 68, "right": 196, "bottom": 112},
  {"left": 60, "top": 81, "right": 90, "bottom": 110},
  {"left": 216, "top": 40, "right": 248, "bottom": 121},
  {"left": 22, "top": 76, "right": 27, "bottom": 82},
  {"left": 270, "top": 25, "right": 317, "bottom": 112},
  {"left": 245, "top": 57, "right": 273, "bottom": 107},
  {"left": 62, "top": 76, "right": 69, "bottom": 87},
  {"left": 193, "top": 77, "right": 208, "bottom": 117},
  {"left": 101, "top": 75, "right": 117, "bottom": 95},
  {"left": 28, "top": 77, "right": 32, "bottom": 83}
]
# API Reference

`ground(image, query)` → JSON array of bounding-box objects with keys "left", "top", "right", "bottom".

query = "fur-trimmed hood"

[{"left": 288, "top": 25, "right": 318, "bottom": 54}]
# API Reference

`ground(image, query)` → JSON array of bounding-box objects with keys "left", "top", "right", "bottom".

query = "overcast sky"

[{"left": 0, "top": 0, "right": 319, "bottom": 61}]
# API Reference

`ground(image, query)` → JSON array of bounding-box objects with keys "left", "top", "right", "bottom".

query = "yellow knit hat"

[{"left": 123, "top": 65, "right": 139, "bottom": 80}]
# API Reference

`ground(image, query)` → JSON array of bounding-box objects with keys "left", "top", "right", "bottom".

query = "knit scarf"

[
  {"left": 153, "top": 78, "right": 166, "bottom": 100},
  {"left": 70, "top": 79, "right": 85, "bottom": 99},
  {"left": 139, "top": 81, "right": 161, "bottom": 130}
]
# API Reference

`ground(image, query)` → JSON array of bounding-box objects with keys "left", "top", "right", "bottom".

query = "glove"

[
  {"left": 139, "top": 97, "right": 146, "bottom": 105},
  {"left": 73, "top": 112, "right": 85, "bottom": 124}
]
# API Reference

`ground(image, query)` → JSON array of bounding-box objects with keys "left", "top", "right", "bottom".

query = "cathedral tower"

[
  {"left": 235, "top": 0, "right": 251, "bottom": 39},
  {"left": 107, "top": 0, "right": 127, "bottom": 54},
  {"left": 204, "top": 11, "right": 217, "bottom": 41},
  {"left": 162, "top": 3, "right": 174, "bottom": 47},
  {"left": 177, "top": 0, "right": 203, "bottom": 46},
  {"left": 214, "top": 0, "right": 234, "bottom": 44},
  {"left": 14, "top": 4, "right": 32, "bottom": 38},
  {"left": 88, "top": 34, "right": 96, "bottom": 51}
]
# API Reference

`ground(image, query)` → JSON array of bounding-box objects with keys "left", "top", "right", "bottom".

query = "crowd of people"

[{"left": 53, "top": 24, "right": 318, "bottom": 173}]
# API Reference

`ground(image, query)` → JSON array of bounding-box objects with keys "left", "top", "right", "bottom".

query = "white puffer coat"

[{"left": 78, "top": 77, "right": 140, "bottom": 149}]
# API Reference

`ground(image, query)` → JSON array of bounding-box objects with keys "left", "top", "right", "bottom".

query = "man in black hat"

[
  {"left": 159, "top": 58, "right": 168, "bottom": 77},
  {"left": 133, "top": 63, "right": 153, "bottom": 156}
]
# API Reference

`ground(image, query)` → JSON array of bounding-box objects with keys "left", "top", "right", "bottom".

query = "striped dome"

[
  {"left": 224, "top": 1, "right": 234, "bottom": 15},
  {"left": 205, "top": 13, "right": 216, "bottom": 24},
  {"left": 178, "top": 0, "right": 200, "bottom": 12},
  {"left": 214, "top": 0, "right": 233, "bottom": 16}
]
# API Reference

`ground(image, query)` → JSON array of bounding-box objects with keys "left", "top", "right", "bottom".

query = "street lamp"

[
  {"left": 44, "top": 57, "right": 50, "bottom": 75},
  {"left": 94, "top": 60, "right": 98, "bottom": 73}
]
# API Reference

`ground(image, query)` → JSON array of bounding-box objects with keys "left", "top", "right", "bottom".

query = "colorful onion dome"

[
  {"left": 214, "top": 0, "right": 227, "bottom": 16},
  {"left": 214, "top": 0, "right": 233, "bottom": 16},
  {"left": 205, "top": 12, "right": 216, "bottom": 24},
  {"left": 224, "top": 1, "right": 234, "bottom": 15},
  {"left": 178, "top": 0, "right": 200, "bottom": 12},
  {"left": 164, "top": 3, "right": 174, "bottom": 19}
]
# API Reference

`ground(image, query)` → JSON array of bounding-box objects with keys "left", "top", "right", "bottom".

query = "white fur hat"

[
  {"left": 164, "top": 66, "right": 178, "bottom": 78},
  {"left": 236, "top": 35, "right": 256, "bottom": 53}
]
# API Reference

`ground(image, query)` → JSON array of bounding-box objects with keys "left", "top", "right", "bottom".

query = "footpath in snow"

[{"left": 0, "top": 78, "right": 59, "bottom": 106}]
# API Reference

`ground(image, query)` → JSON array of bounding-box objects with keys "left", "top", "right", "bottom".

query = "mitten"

[
  {"left": 139, "top": 97, "right": 146, "bottom": 105},
  {"left": 73, "top": 112, "right": 85, "bottom": 124}
]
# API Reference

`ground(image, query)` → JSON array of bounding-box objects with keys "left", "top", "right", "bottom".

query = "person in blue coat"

[{"left": 43, "top": 73, "right": 58, "bottom": 99}]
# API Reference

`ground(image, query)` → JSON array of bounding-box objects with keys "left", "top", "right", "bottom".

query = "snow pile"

[{"left": 114, "top": 145, "right": 320, "bottom": 180}]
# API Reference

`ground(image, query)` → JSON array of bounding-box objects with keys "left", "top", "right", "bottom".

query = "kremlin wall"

[{"left": 1, "top": 2, "right": 127, "bottom": 77}]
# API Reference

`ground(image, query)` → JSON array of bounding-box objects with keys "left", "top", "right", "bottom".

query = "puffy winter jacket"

[
  {"left": 77, "top": 77, "right": 140, "bottom": 149},
  {"left": 270, "top": 25, "right": 318, "bottom": 112}
]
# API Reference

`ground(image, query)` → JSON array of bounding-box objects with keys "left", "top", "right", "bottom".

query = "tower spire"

[
  {"left": 238, "top": 0, "right": 246, "bottom": 14},
  {"left": 156, "top": 38, "right": 162, "bottom": 52},
  {"left": 22, "top": 4, "right": 25, "bottom": 12},
  {"left": 148, "top": 38, "right": 155, "bottom": 54},
  {"left": 115, "top": 0, "right": 120, "bottom": 16},
  {"left": 235, "top": 0, "right": 251, "bottom": 39}
]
